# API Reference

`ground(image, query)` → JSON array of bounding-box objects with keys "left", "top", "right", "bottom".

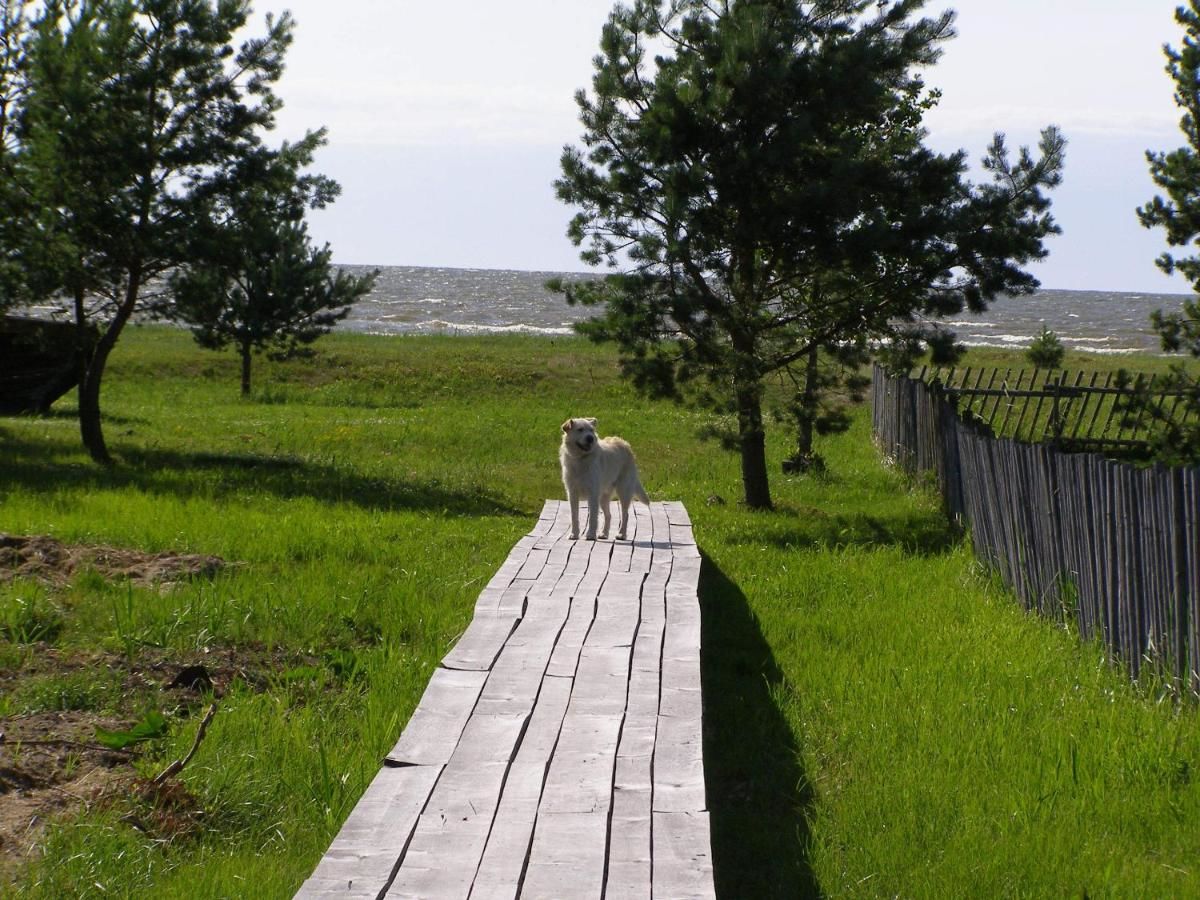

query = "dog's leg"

[
  {"left": 586, "top": 478, "right": 600, "bottom": 540},
  {"left": 599, "top": 494, "right": 612, "bottom": 540},
  {"left": 568, "top": 488, "right": 581, "bottom": 540},
  {"left": 616, "top": 493, "right": 631, "bottom": 541}
]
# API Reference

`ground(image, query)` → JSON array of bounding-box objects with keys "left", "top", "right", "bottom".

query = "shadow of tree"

[
  {"left": 0, "top": 432, "right": 526, "bottom": 518},
  {"left": 720, "top": 504, "right": 958, "bottom": 556},
  {"left": 700, "top": 553, "right": 823, "bottom": 899}
]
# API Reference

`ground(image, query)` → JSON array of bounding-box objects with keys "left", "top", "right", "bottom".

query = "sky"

[{"left": 255, "top": 0, "right": 1193, "bottom": 294}]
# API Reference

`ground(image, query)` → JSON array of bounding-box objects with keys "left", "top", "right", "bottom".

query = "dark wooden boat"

[{"left": 0, "top": 316, "right": 96, "bottom": 414}]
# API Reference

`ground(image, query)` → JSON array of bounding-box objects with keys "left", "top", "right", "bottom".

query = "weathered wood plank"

[
  {"left": 662, "top": 500, "right": 693, "bottom": 527},
  {"left": 605, "top": 787, "right": 652, "bottom": 900},
  {"left": 537, "top": 711, "right": 623, "bottom": 814},
  {"left": 653, "top": 810, "right": 716, "bottom": 900},
  {"left": 570, "top": 645, "right": 632, "bottom": 715},
  {"left": 654, "top": 712, "right": 707, "bottom": 814},
  {"left": 469, "top": 675, "right": 573, "bottom": 899},
  {"left": 545, "top": 539, "right": 612, "bottom": 677},
  {"left": 519, "top": 810, "right": 609, "bottom": 900},
  {"left": 524, "top": 712, "right": 623, "bottom": 897},
  {"left": 441, "top": 610, "right": 521, "bottom": 671},
  {"left": 295, "top": 764, "right": 442, "bottom": 898},
  {"left": 386, "top": 713, "right": 529, "bottom": 900},
  {"left": 385, "top": 668, "right": 488, "bottom": 766},
  {"left": 584, "top": 571, "right": 643, "bottom": 649}
]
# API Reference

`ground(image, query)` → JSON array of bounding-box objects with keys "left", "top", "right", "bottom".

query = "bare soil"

[
  {"left": 0, "top": 533, "right": 226, "bottom": 588},
  {"left": 0, "top": 536, "right": 317, "bottom": 883}
]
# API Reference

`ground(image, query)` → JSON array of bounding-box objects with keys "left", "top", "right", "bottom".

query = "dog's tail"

[{"left": 635, "top": 477, "right": 650, "bottom": 506}]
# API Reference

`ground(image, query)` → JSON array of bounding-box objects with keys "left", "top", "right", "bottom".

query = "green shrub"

[{"left": 1026, "top": 326, "right": 1065, "bottom": 368}]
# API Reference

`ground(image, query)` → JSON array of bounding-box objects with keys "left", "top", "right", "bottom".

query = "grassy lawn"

[{"left": 1, "top": 327, "right": 1198, "bottom": 898}]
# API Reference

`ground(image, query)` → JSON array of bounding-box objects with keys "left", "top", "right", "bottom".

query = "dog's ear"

[
  {"left": 561, "top": 418, "right": 573, "bottom": 433},
  {"left": 586, "top": 417, "right": 597, "bottom": 427}
]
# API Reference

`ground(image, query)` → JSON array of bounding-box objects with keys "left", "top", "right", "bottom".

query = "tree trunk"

[
  {"left": 735, "top": 376, "right": 772, "bottom": 509},
  {"left": 78, "top": 350, "right": 111, "bottom": 465},
  {"left": 78, "top": 269, "right": 142, "bottom": 465},
  {"left": 796, "top": 343, "right": 819, "bottom": 459},
  {"left": 240, "top": 342, "right": 252, "bottom": 396},
  {"left": 72, "top": 286, "right": 110, "bottom": 464}
]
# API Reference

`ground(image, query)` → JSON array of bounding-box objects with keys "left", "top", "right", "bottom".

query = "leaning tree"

[
  {"left": 10, "top": 0, "right": 305, "bottom": 463},
  {"left": 555, "top": 0, "right": 1064, "bottom": 508}
]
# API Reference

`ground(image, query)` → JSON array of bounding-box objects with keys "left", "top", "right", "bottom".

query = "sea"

[{"left": 336, "top": 264, "right": 1191, "bottom": 355}]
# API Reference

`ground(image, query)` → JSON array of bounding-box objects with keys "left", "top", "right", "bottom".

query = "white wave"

[
  {"left": 391, "top": 319, "right": 576, "bottom": 336},
  {"left": 959, "top": 339, "right": 1145, "bottom": 354}
]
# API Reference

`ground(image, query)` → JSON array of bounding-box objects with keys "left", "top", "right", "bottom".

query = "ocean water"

[{"left": 339, "top": 265, "right": 1192, "bottom": 354}]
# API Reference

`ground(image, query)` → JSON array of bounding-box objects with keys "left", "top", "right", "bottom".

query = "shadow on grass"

[
  {"left": 721, "top": 505, "right": 958, "bottom": 556},
  {"left": 700, "top": 553, "right": 823, "bottom": 899},
  {"left": 0, "top": 431, "right": 525, "bottom": 518}
]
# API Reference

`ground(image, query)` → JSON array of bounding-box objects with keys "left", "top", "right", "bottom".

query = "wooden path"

[{"left": 296, "top": 500, "right": 714, "bottom": 900}]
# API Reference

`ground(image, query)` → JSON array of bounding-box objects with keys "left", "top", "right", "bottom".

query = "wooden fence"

[
  {"left": 919, "top": 365, "right": 1199, "bottom": 456},
  {"left": 872, "top": 365, "right": 1200, "bottom": 690}
]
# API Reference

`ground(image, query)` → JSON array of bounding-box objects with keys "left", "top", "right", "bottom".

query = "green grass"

[{"left": 1, "top": 328, "right": 1198, "bottom": 897}]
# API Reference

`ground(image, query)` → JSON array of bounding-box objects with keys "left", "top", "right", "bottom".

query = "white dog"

[{"left": 559, "top": 417, "right": 650, "bottom": 541}]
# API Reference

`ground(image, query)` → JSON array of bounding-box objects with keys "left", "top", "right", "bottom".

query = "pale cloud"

[{"left": 277, "top": 77, "right": 581, "bottom": 147}]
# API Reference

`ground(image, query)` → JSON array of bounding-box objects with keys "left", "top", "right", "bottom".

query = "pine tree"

[
  {"left": 1134, "top": 0, "right": 1200, "bottom": 465},
  {"left": 0, "top": 0, "right": 34, "bottom": 308},
  {"left": 555, "top": 0, "right": 1064, "bottom": 508},
  {"left": 171, "top": 132, "right": 378, "bottom": 396}
]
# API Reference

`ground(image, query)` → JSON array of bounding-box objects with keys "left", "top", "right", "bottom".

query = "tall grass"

[{"left": 1, "top": 328, "right": 1197, "bottom": 897}]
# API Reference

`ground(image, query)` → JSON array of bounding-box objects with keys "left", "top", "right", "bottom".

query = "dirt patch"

[
  {"left": 0, "top": 536, "right": 337, "bottom": 883},
  {"left": 0, "top": 534, "right": 226, "bottom": 588},
  {"left": 0, "top": 644, "right": 324, "bottom": 882}
]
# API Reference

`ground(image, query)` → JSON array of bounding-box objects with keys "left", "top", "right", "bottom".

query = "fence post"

[{"left": 1174, "top": 466, "right": 1189, "bottom": 687}]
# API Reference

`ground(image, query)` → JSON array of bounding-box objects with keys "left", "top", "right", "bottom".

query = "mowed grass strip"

[{"left": 0, "top": 327, "right": 1196, "bottom": 898}]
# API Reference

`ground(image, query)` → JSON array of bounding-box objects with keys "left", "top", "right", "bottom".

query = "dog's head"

[{"left": 561, "top": 417, "right": 598, "bottom": 455}]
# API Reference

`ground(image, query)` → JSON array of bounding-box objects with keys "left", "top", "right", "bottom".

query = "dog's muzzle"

[{"left": 575, "top": 439, "right": 594, "bottom": 453}]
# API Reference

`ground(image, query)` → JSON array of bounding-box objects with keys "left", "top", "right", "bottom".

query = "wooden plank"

[
  {"left": 515, "top": 546, "right": 551, "bottom": 581},
  {"left": 475, "top": 577, "right": 533, "bottom": 615},
  {"left": 387, "top": 713, "right": 529, "bottom": 900},
  {"left": 629, "top": 512, "right": 655, "bottom": 572},
  {"left": 654, "top": 710, "right": 706, "bottom": 814},
  {"left": 585, "top": 571, "right": 643, "bottom": 649},
  {"left": 607, "top": 719, "right": 656, "bottom": 899},
  {"left": 532, "top": 500, "right": 573, "bottom": 550},
  {"left": 537, "top": 711, "right": 623, "bottom": 814},
  {"left": 441, "top": 610, "right": 521, "bottom": 671},
  {"left": 650, "top": 502, "right": 672, "bottom": 549},
  {"left": 605, "top": 787, "right": 652, "bottom": 900},
  {"left": 669, "top": 523, "right": 697, "bottom": 546},
  {"left": 653, "top": 811, "right": 716, "bottom": 900},
  {"left": 570, "top": 645, "right": 632, "bottom": 715},
  {"left": 662, "top": 500, "right": 692, "bottom": 526},
  {"left": 545, "top": 539, "right": 611, "bottom": 677},
  {"left": 385, "top": 668, "right": 488, "bottom": 766},
  {"left": 469, "top": 676, "right": 573, "bottom": 900},
  {"left": 519, "top": 810, "right": 609, "bottom": 900},
  {"left": 295, "top": 764, "right": 442, "bottom": 898},
  {"left": 524, "top": 712, "right": 623, "bottom": 898}
]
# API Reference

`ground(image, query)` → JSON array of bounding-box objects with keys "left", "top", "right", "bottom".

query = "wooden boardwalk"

[{"left": 296, "top": 500, "right": 714, "bottom": 900}]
